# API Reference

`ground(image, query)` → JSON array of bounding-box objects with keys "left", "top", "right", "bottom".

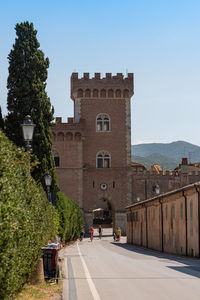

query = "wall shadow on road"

[
  {"left": 167, "top": 265, "right": 200, "bottom": 278},
  {"left": 111, "top": 242, "right": 200, "bottom": 278}
]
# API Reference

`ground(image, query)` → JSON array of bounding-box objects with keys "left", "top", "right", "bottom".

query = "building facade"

[
  {"left": 52, "top": 72, "right": 134, "bottom": 233},
  {"left": 131, "top": 158, "right": 200, "bottom": 202},
  {"left": 51, "top": 72, "right": 200, "bottom": 235}
]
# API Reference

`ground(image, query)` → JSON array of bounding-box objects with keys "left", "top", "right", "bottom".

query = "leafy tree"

[
  {"left": 56, "top": 192, "right": 84, "bottom": 242},
  {"left": 5, "top": 21, "right": 58, "bottom": 193},
  {"left": 0, "top": 106, "right": 4, "bottom": 131}
]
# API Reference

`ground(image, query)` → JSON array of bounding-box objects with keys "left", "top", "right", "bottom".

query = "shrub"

[
  {"left": 0, "top": 130, "right": 55, "bottom": 299},
  {"left": 49, "top": 203, "right": 60, "bottom": 236},
  {"left": 56, "top": 192, "right": 84, "bottom": 242}
]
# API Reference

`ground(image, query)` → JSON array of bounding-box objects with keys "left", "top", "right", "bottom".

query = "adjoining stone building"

[
  {"left": 126, "top": 182, "right": 200, "bottom": 257},
  {"left": 52, "top": 72, "right": 134, "bottom": 234},
  {"left": 131, "top": 157, "right": 200, "bottom": 203}
]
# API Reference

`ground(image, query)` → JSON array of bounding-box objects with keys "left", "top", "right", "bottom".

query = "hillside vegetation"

[
  {"left": 132, "top": 154, "right": 179, "bottom": 170},
  {"left": 131, "top": 141, "right": 200, "bottom": 170}
]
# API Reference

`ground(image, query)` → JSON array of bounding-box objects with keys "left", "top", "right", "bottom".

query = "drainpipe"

[
  {"left": 130, "top": 209, "right": 133, "bottom": 244},
  {"left": 145, "top": 179, "right": 147, "bottom": 199},
  {"left": 182, "top": 190, "right": 188, "bottom": 256},
  {"left": 159, "top": 198, "right": 164, "bottom": 252},
  {"left": 146, "top": 205, "right": 148, "bottom": 248},
  {"left": 195, "top": 185, "right": 200, "bottom": 258}
]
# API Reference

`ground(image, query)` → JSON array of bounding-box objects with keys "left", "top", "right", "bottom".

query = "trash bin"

[{"left": 42, "top": 246, "right": 59, "bottom": 282}]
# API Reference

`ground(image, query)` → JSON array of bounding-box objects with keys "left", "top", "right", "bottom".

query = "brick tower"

[{"left": 52, "top": 72, "right": 134, "bottom": 234}]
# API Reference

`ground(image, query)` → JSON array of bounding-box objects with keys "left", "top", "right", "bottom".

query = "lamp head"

[
  {"left": 21, "top": 115, "right": 35, "bottom": 142},
  {"left": 155, "top": 184, "right": 160, "bottom": 195},
  {"left": 45, "top": 174, "right": 52, "bottom": 187}
]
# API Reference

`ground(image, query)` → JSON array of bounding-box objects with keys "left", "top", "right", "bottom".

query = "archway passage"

[{"left": 93, "top": 199, "right": 114, "bottom": 231}]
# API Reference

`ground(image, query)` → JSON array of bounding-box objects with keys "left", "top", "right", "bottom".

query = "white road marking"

[{"left": 77, "top": 242, "right": 101, "bottom": 300}]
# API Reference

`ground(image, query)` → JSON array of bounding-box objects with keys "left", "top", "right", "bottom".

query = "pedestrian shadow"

[
  {"left": 84, "top": 234, "right": 113, "bottom": 238},
  {"left": 111, "top": 242, "right": 200, "bottom": 279}
]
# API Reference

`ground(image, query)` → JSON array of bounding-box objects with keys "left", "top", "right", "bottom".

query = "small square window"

[{"left": 54, "top": 157, "right": 60, "bottom": 167}]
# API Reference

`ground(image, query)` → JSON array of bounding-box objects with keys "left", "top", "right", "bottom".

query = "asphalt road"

[{"left": 60, "top": 228, "right": 200, "bottom": 300}]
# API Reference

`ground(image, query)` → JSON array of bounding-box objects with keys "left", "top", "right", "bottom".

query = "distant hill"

[
  {"left": 132, "top": 154, "right": 179, "bottom": 171},
  {"left": 131, "top": 141, "right": 200, "bottom": 171}
]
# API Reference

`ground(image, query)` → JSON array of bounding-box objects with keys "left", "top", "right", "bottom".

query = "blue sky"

[{"left": 0, "top": 0, "right": 200, "bottom": 146}]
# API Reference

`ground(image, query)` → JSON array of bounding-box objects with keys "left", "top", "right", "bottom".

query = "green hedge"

[
  {"left": 0, "top": 130, "right": 55, "bottom": 299},
  {"left": 56, "top": 192, "right": 84, "bottom": 242}
]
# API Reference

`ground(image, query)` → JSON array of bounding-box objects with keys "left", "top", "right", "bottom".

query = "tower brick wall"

[{"left": 52, "top": 72, "right": 134, "bottom": 234}]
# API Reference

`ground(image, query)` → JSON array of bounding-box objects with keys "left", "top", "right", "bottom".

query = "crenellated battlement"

[
  {"left": 52, "top": 117, "right": 85, "bottom": 129},
  {"left": 132, "top": 168, "right": 200, "bottom": 178},
  {"left": 131, "top": 167, "right": 200, "bottom": 203},
  {"left": 132, "top": 169, "right": 176, "bottom": 177},
  {"left": 51, "top": 117, "right": 85, "bottom": 136},
  {"left": 51, "top": 117, "right": 85, "bottom": 142},
  {"left": 71, "top": 72, "right": 134, "bottom": 100}
]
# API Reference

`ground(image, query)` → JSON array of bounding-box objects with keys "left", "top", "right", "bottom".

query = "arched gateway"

[
  {"left": 92, "top": 198, "right": 114, "bottom": 232},
  {"left": 51, "top": 72, "right": 134, "bottom": 234}
]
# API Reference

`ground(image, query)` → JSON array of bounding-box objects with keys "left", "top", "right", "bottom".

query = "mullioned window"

[{"left": 96, "top": 113, "right": 110, "bottom": 132}]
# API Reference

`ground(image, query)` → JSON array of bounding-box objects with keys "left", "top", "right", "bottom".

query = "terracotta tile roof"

[
  {"left": 131, "top": 162, "right": 146, "bottom": 170},
  {"left": 150, "top": 164, "right": 162, "bottom": 174}
]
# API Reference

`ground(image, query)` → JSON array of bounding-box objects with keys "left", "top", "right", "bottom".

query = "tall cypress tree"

[
  {"left": 0, "top": 106, "right": 4, "bottom": 131},
  {"left": 5, "top": 21, "right": 58, "bottom": 193}
]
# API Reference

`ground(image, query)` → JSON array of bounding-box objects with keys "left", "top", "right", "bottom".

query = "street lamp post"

[
  {"left": 45, "top": 174, "right": 52, "bottom": 202},
  {"left": 21, "top": 115, "right": 35, "bottom": 175},
  {"left": 152, "top": 183, "right": 160, "bottom": 195},
  {"left": 155, "top": 184, "right": 160, "bottom": 195}
]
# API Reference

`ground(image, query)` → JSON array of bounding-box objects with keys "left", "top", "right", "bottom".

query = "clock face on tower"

[{"left": 100, "top": 183, "right": 107, "bottom": 191}]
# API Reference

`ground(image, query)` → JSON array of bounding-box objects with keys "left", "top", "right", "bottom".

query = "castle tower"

[{"left": 52, "top": 72, "right": 134, "bottom": 234}]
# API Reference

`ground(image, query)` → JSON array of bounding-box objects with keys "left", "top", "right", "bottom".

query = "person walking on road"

[
  {"left": 79, "top": 229, "right": 84, "bottom": 241},
  {"left": 116, "top": 227, "right": 121, "bottom": 241},
  {"left": 98, "top": 225, "right": 102, "bottom": 239},
  {"left": 90, "top": 227, "right": 94, "bottom": 241}
]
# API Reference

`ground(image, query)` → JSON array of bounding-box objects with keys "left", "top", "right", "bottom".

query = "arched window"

[
  {"left": 93, "top": 89, "right": 99, "bottom": 98},
  {"left": 108, "top": 89, "right": 114, "bottom": 97},
  {"left": 77, "top": 89, "right": 83, "bottom": 97},
  {"left": 75, "top": 132, "right": 81, "bottom": 141},
  {"left": 52, "top": 132, "right": 56, "bottom": 141},
  {"left": 123, "top": 89, "right": 129, "bottom": 97},
  {"left": 97, "top": 154, "right": 103, "bottom": 168},
  {"left": 97, "top": 116, "right": 103, "bottom": 131},
  {"left": 53, "top": 151, "right": 60, "bottom": 167},
  {"left": 85, "top": 89, "right": 91, "bottom": 98},
  {"left": 115, "top": 89, "right": 121, "bottom": 98},
  {"left": 57, "top": 132, "right": 64, "bottom": 141},
  {"left": 66, "top": 132, "right": 73, "bottom": 141},
  {"left": 96, "top": 113, "right": 110, "bottom": 132},
  {"left": 96, "top": 151, "right": 111, "bottom": 168},
  {"left": 100, "top": 89, "right": 106, "bottom": 98}
]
